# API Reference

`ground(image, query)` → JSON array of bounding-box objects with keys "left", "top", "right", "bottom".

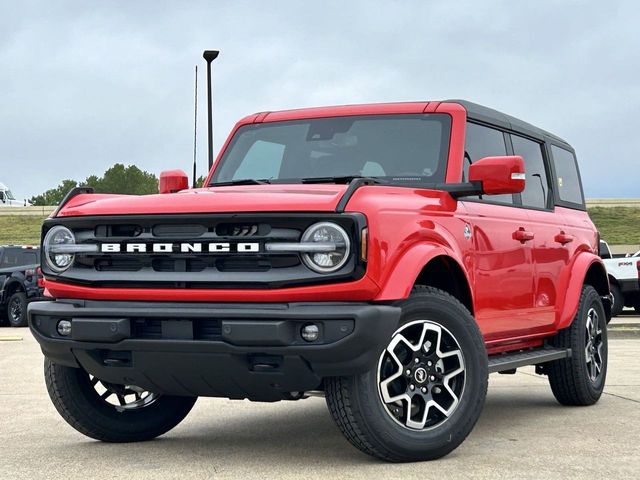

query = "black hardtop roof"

[{"left": 446, "top": 99, "right": 571, "bottom": 149}]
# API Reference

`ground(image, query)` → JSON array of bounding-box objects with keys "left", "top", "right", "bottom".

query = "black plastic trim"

[
  {"left": 488, "top": 347, "right": 571, "bottom": 374},
  {"left": 336, "top": 178, "right": 381, "bottom": 213},
  {"left": 28, "top": 299, "right": 401, "bottom": 401},
  {"left": 52, "top": 187, "right": 94, "bottom": 218}
]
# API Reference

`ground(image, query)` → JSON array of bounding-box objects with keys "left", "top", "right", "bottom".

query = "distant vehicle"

[
  {"left": 0, "top": 182, "right": 29, "bottom": 207},
  {"left": 0, "top": 246, "right": 44, "bottom": 326},
  {"left": 599, "top": 240, "right": 640, "bottom": 316}
]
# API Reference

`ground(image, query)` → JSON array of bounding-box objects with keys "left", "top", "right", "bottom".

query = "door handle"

[
  {"left": 555, "top": 232, "right": 574, "bottom": 245},
  {"left": 513, "top": 228, "right": 535, "bottom": 243}
]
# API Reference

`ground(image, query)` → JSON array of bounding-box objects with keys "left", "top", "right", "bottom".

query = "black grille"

[
  {"left": 132, "top": 319, "right": 162, "bottom": 339},
  {"left": 132, "top": 318, "right": 222, "bottom": 340},
  {"left": 42, "top": 213, "right": 366, "bottom": 289}
]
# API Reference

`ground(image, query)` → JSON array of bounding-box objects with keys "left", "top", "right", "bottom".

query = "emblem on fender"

[{"left": 464, "top": 223, "right": 472, "bottom": 240}]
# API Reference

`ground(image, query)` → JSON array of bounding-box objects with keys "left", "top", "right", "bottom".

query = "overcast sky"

[{"left": 1, "top": 0, "right": 638, "bottom": 201}]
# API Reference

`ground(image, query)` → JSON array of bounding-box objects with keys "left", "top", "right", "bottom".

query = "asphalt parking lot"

[{"left": 1, "top": 315, "right": 639, "bottom": 479}]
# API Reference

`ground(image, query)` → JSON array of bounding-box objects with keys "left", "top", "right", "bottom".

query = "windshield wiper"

[
  {"left": 209, "top": 178, "right": 271, "bottom": 187},
  {"left": 301, "top": 175, "right": 385, "bottom": 185}
]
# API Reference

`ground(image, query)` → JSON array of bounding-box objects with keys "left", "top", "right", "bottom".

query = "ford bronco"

[{"left": 29, "top": 72, "right": 610, "bottom": 461}]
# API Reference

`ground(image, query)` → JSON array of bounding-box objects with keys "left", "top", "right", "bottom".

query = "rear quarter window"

[{"left": 550, "top": 145, "right": 584, "bottom": 206}]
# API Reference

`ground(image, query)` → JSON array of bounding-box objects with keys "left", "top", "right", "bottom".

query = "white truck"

[
  {"left": 599, "top": 240, "right": 640, "bottom": 316},
  {"left": 0, "top": 182, "right": 28, "bottom": 207}
]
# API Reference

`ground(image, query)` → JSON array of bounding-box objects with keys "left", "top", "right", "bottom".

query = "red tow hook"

[{"left": 36, "top": 267, "right": 45, "bottom": 288}]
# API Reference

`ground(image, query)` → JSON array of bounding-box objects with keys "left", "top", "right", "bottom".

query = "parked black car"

[{"left": 0, "top": 246, "right": 44, "bottom": 327}]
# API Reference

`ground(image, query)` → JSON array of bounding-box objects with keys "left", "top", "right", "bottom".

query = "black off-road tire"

[
  {"left": 547, "top": 285, "right": 607, "bottom": 406},
  {"left": 45, "top": 359, "right": 197, "bottom": 442},
  {"left": 325, "top": 286, "right": 488, "bottom": 462},
  {"left": 609, "top": 283, "right": 624, "bottom": 318},
  {"left": 7, "top": 291, "right": 28, "bottom": 327}
]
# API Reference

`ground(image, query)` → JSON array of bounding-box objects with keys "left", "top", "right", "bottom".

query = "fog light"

[
  {"left": 301, "top": 324, "right": 320, "bottom": 342},
  {"left": 57, "top": 320, "right": 72, "bottom": 336}
]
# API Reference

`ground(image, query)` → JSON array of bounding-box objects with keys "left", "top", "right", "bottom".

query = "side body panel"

[
  {"left": 458, "top": 201, "right": 536, "bottom": 341},
  {"left": 526, "top": 209, "right": 571, "bottom": 334},
  {"left": 554, "top": 207, "right": 607, "bottom": 328}
]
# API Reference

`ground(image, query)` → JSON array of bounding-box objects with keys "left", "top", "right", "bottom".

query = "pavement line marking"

[
  {"left": 0, "top": 336, "right": 23, "bottom": 342},
  {"left": 518, "top": 371, "right": 547, "bottom": 382},
  {"left": 603, "top": 391, "right": 640, "bottom": 404}
]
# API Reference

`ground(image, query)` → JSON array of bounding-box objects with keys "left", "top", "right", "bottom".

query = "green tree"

[
  {"left": 29, "top": 179, "right": 78, "bottom": 206},
  {"left": 29, "top": 164, "right": 159, "bottom": 205},
  {"left": 86, "top": 164, "right": 158, "bottom": 195},
  {"left": 196, "top": 175, "right": 207, "bottom": 187}
]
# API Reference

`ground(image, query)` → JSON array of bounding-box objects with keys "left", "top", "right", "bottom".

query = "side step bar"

[{"left": 488, "top": 347, "right": 571, "bottom": 374}]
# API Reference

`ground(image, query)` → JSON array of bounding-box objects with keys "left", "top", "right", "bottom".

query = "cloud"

[{"left": 0, "top": 0, "right": 637, "bottom": 200}]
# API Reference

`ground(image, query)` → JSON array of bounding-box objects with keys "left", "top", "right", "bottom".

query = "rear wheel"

[
  {"left": 547, "top": 285, "right": 607, "bottom": 406},
  {"left": 7, "top": 291, "right": 28, "bottom": 327},
  {"left": 45, "top": 359, "right": 197, "bottom": 442},
  {"left": 325, "top": 287, "right": 487, "bottom": 462},
  {"left": 609, "top": 283, "right": 624, "bottom": 318}
]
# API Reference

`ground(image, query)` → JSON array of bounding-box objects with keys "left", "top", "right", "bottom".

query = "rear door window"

[
  {"left": 511, "top": 135, "right": 550, "bottom": 210},
  {"left": 550, "top": 145, "right": 584, "bottom": 206}
]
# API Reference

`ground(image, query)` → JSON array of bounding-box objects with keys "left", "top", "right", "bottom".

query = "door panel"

[
  {"left": 526, "top": 209, "right": 570, "bottom": 331},
  {"left": 462, "top": 201, "right": 536, "bottom": 341},
  {"left": 510, "top": 133, "right": 564, "bottom": 333}
]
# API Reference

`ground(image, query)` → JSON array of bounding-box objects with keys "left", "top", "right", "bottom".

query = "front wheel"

[
  {"left": 45, "top": 359, "right": 197, "bottom": 442},
  {"left": 325, "top": 287, "right": 488, "bottom": 462}
]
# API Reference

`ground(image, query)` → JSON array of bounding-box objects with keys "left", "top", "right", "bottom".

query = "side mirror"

[
  {"left": 159, "top": 169, "right": 189, "bottom": 194},
  {"left": 446, "top": 155, "right": 525, "bottom": 198},
  {"left": 468, "top": 155, "right": 525, "bottom": 195}
]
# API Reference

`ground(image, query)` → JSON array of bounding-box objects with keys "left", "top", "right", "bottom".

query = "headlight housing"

[
  {"left": 301, "top": 222, "right": 351, "bottom": 273},
  {"left": 43, "top": 226, "right": 76, "bottom": 272}
]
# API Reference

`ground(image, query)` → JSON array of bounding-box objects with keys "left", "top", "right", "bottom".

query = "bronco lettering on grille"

[{"left": 100, "top": 242, "right": 261, "bottom": 253}]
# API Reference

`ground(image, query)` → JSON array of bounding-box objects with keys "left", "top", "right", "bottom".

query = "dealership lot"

[{"left": 1, "top": 317, "right": 639, "bottom": 480}]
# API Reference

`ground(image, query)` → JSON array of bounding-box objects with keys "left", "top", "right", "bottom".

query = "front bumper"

[{"left": 28, "top": 299, "right": 400, "bottom": 401}]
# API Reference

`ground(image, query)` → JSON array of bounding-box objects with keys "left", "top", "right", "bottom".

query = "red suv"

[{"left": 29, "top": 100, "right": 610, "bottom": 462}]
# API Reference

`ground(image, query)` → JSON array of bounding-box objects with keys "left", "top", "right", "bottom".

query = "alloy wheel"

[
  {"left": 9, "top": 299, "right": 22, "bottom": 323},
  {"left": 585, "top": 307, "right": 604, "bottom": 383},
  {"left": 377, "top": 320, "right": 466, "bottom": 430},
  {"left": 89, "top": 375, "right": 159, "bottom": 412}
]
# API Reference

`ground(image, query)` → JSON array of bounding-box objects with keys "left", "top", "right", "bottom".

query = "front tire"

[
  {"left": 547, "top": 285, "right": 607, "bottom": 406},
  {"left": 45, "top": 359, "right": 197, "bottom": 442},
  {"left": 7, "top": 291, "right": 28, "bottom": 327},
  {"left": 325, "top": 287, "right": 488, "bottom": 462}
]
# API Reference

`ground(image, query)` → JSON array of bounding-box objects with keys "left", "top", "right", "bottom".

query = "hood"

[{"left": 56, "top": 184, "right": 350, "bottom": 217}]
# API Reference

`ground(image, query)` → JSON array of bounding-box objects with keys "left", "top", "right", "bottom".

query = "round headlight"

[
  {"left": 301, "top": 222, "right": 350, "bottom": 273},
  {"left": 44, "top": 226, "right": 75, "bottom": 272}
]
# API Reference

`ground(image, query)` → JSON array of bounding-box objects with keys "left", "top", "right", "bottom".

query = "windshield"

[{"left": 210, "top": 114, "right": 451, "bottom": 185}]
